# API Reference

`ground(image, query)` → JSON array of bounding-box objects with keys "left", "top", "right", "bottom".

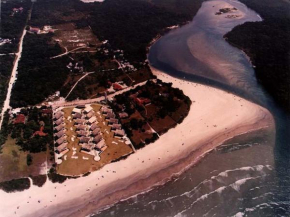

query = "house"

[
  {"left": 105, "top": 112, "right": 115, "bottom": 119},
  {"left": 55, "top": 124, "right": 64, "bottom": 132},
  {"left": 113, "top": 83, "right": 123, "bottom": 91},
  {"left": 101, "top": 107, "right": 112, "bottom": 114},
  {"left": 55, "top": 130, "right": 65, "bottom": 138},
  {"left": 54, "top": 111, "right": 63, "bottom": 120},
  {"left": 111, "top": 124, "right": 122, "bottom": 130},
  {"left": 86, "top": 111, "right": 94, "bottom": 119},
  {"left": 93, "top": 135, "right": 102, "bottom": 144},
  {"left": 72, "top": 108, "right": 82, "bottom": 114},
  {"left": 73, "top": 113, "right": 82, "bottom": 119},
  {"left": 79, "top": 137, "right": 90, "bottom": 143},
  {"left": 29, "top": 27, "right": 40, "bottom": 34},
  {"left": 96, "top": 140, "right": 106, "bottom": 150},
  {"left": 90, "top": 123, "right": 99, "bottom": 131},
  {"left": 54, "top": 118, "right": 63, "bottom": 126},
  {"left": 14, "top": 114, "right": 25, "bottom": 124},
  {"left": 91, "top": 128, "right": 100, "bottom": 136},
  {"left": 84, "top": 105, "right": 93, "bottom": 114},
  {"left": 88, "top": 116, "right": 97, "bottom": 124},
  {"left": 74, "top": 119, "right": 85, "bottom": 125},
  {"left": 119, "top": 112, "right": 128, "bottom": 119},
  {"left": 114, "top": 129, "right": 125, "bottom": 137},
  {"left": 76, "top": 130, "right": 87, "bottom": 137},
  {"left": 76, "top": 124, "right": 86, "bottom": 130},
  {"left": 108, "top": 118, "right": 118, "bottom": 124},
  {"left": 80, "top": 143, "right": 93, "bottom": 152},
  {"left": 56, "top": 137, "right": 66, "bottom": 145},
  {"left": 134, "top": 97, "right": 151, "bottom": 106},
  {"left": 56, "top": 142, "right": 68, "bottom": 153}
]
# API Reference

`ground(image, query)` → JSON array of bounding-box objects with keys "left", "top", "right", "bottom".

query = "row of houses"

[
  {"left": 101, "top": 106, "right": 126, "bottom": 137},
  {"left": 72, "top": 105, "right": 107, "bottom": 157},
  {"left": 53, "top": 110, "right": 69, "bottom": 158}
]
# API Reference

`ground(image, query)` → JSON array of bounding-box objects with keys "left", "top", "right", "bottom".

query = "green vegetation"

[
  {"left": 0, "top": 0, "right": 31, "bottom": 53},
  {"left": 10, "top": 34, "right": 69, "bottom": 108},
  {"left": 0, "top": 111, "right": 11, "bottom": 150},
  {"left": 0, "top": 178, "right": 30, "bottom": 193},
  {"left": 225, "top": 0, "right": 290, "bottom": 113},
  {"left": 31, "top": 175, "right": 47, "bottom": 187},
  {"left": 112, "top": 80, "right": 191, "bottom": 149}
]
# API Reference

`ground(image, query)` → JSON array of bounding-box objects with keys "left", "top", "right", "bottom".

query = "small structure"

[
  {"left": 76, "top": 130, "right": 87, "bottom": 137},
  {"left": 108, "top": 118, "right": 118, "bottom": 124},
  {"left": 56, "top": 143, "right": 68, "bottom": 153},
  {"left": 29, "top": 27, "right": 40, "bottom": 34},
  {"left": 86, "top": 111, "right": 94, "bottom": 119},
  {"left": 111, "top": 124, "right": 122, "bottom": 130},
  {"left": 56, "top": 136, "right": 66, "bottom": 145},
  {"left": 84, "top": 105, "right": 93, "bottom": 114},
  {"left": 73, "top": 113, "right": 82, "bottom": 119},
  {"left": 76, "top": 124, "right": 86, "bottom": 130},
  {"left": 113, "top": 83, "right": 123, "bottom": 91},
  {"left": 93, "top": 135, "right": 102, "bottom": 144},
  {"left": 105, "top": 112, "right": 115, "bottom": 119},
  {"left": 54, "top": 118, "right": 63, "bottom": 126},
  {"left": 90, "top": 123, "right": 99, "bottom": 131},
  {"left": 55, "top": 124, "right": 64, "bottom": 132},
  {"left": 91, "top": 128, "right": 101, "bottom": 136},
  {"left": 114, "top": 129, "right": 125, "bottom": 137},
  {"left": 88, "top": 116, "right": 97, "bottom": 124},
  {"left": 54, "top": 111, "right": 63, "bottom": 120},
  {"left": 74, "top": 119, "right": 85, "bottom": 125},
  {"left": 55, "top": 130, "right": 65, "bottom": 138},
  {"left": 79, "top": 137, "right": 90, "bottom": 143},
  {"left": 14, "top": 114, "right": 26, "bottom": 124},
  {"left": 119, "top": 112, "right": 128, "bottom": 119},
  {"left": 72, "top": 108, "right": 82, "bottom": 114},
  {"left": 101, "top": 107, "right": 110, "bottom": 114}
]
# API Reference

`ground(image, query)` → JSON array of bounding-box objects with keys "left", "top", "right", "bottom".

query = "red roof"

[
  {"left": 135, "top": 97, "right": 151, "bottom": 106},
  {"left": 113, "top": 83, "right": 123, "bottom": 91},
  {"left": 14, "top": 114, "right": 25, "bottom": 124},
  {"left": 33, "top": 126, "right": 47, "bottom": 137}
]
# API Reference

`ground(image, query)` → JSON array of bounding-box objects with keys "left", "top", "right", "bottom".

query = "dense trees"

[
  {"left": 10, "top": 34, "right": 69, "bottom": 107},
  {"left": 225, "top": 0, "right": 290, "bottom": 113}
]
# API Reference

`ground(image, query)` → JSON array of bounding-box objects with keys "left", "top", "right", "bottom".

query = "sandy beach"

[{"left": 0, "top": 66, "right": 274, "bottom": 217}]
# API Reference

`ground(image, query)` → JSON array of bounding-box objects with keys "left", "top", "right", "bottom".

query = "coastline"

[{"left": 0, "top": 65, "right": 274, "bottom": 217}]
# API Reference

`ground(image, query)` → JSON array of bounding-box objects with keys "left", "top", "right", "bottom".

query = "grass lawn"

[
  {"left": 56, "top": 104, "right": 133, "bottom": 176},
  {"left": 0, "top": 136, "right": 47, "bottom": 182}
]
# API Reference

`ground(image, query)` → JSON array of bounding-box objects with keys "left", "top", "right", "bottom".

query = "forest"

[
  {"left": 10, "top": 33, "right": 69, "bottom": 108},
  {"left": 225, "top": 0, "right": 290, "bottom": 113},
  {"left": 0, "top": 0, "right": 31, "bottom": 53}
]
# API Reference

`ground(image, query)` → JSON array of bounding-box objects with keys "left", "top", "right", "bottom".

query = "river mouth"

[{"left": 148, "top": 0, "right": 268, "bottom": 106}]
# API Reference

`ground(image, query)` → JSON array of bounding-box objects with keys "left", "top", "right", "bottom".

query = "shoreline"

[{"left": 0, "top": 66, "right": 274, "bottom": 217}]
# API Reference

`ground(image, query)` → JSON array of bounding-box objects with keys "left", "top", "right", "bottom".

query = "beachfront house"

[
  {"left": 93, "top": 135, "right": 102, "bottom": 144},
  {"left": 111, "top": 124, "right": 122, "bottom": 130},
  {"left": 73, "top": 113, "right": 82, "bottom": 119},
  {"left": 76, "top": 124, "right": 86, "bottom": 131},
  {"left": 74, "top": 119, "right": 86, "bottom": 125},
  {"left": 90, "top": 123, "right": 99, "bottom": 131},
  {"left": 54, "top": 118, "right": 63, "bottom": 126},
  {"left": 91, "top": 128, "right": 101, "bottom": 136},
  {"left": 84, "top": 105, "right": 93, "bottom": 114},
  {"left": 55, "top": 130, "right": 65, "bottom": 139},
  {"left": 56, "top": 142, "right": 68, "bottom": 153},
  {"left": 86, "top": 111, "right": 94, "bottom": 119},
  {"left": 54, "top": 111, "right": 63, "bottom": 120},
  {"left": 79, "top": 137, "right": 90, "bottom": 143},
  {"left": 76, "top": 130, "right": 87, "bottom": 137},
  {"left": 108, "top": 118, "right": 118, "bottom": 124},
  {"left": 55, "top": 124, "right": 65, "bottom": 132},
  {"left": 114, "top": 129, "right": 125, "bottom": 137},
  {"left": 56, "top": 136, "right": 66, "bottom": 145},
  {"left": 72, "top": 108, "right": 82, "bottom": 114}
]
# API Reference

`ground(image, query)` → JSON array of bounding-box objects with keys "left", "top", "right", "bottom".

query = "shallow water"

[{"left": 92, "top": 0, "right": 290, "bottom": 216}]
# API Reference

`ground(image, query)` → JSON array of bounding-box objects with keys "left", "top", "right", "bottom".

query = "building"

[
  {"left": 79, "top": 137, "right": 90, "bottom": 143},
  {"left": 14, "top": 114, "right": 26, "bottom": 124},
  {"left": 114, "top": 129, "right": 125, "bottom": 137},
  {"left": 111, "top": 124, "right": 122, "bottom": 130},
  {"left": 74, "top": 119, "right": 85, "bottom": 125},
  {"left": 93, "top": 135, "right": 102, "bottom": 144},
  {"left": 76, "top": 130, "right": 87, "bottom": 137},
  {"left": 56, "top": 136, "right": 66, "bottom": 145},
  {"left": 73, "top": 113, "right": 82, "bottom": 119},
  {"left": 108, "top": 118, "right": 118, "bottom": 124},
  {"left": 84, "top": 105, "right": 93, "bottom": 114},
  {"left": 91, "top": 128, "right": 101, "bottom": 136},
  {"left": 29, "top": 27, "right": 40, "bottom": 34},
  {"left": 72, "top": 108, "right": 82, "bottom": 114},
  {"left": 76, "top": 124, "right": 86, "bottom": 130},
  {"left": 88, "top": 116, "right": 97, "bottom": 124},
  {"left": 86, "top": 111, "right": 94, "bottom": 119},
  {"left": 54, "top": 111, "right": 63, "bottom": 120},
  {"left": 113, "top": 83, "right": 123, "bottom": 91},
  {"left": 55, "top": 130, "right": 65, "bottom": 138},
  {"left": 54, "top": 118, "right": 63, "bottom": 126},
  {"left": 55, "top": 124, "right": 64, "bottom": 132},
  {"left": 56, "top": 143, "right": 68, "bottom": 153},
  {"left": 105, "top": 112, "right": 115, "bottom": 119},
  {"left": 119, "top": 112, "right": 128, "bottom": 119},
  {"left": 90, "top": 123, "right": 99, "bottom": 131}
]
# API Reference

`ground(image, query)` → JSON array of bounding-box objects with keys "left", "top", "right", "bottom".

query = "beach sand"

[{"left": 0, "top": 67, "right": 274, "bottom": 217}]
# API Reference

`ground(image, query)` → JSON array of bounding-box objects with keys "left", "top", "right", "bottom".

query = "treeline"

[
  {"left": 0, "top": 0, "right": 31, "bottom": 53},
  {"left": 10, "top": 33, "right": 69, "bottom": 108},
  {"left": 88, "top": 0, "right": 191, "bottom": 63},
  {"left": 225, "top": 0, "right": 290, "bottom": 113}
]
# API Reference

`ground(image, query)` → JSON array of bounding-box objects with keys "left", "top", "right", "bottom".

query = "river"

[{"left": 93, "top": 0, "right": 289, "bottom": 216}]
